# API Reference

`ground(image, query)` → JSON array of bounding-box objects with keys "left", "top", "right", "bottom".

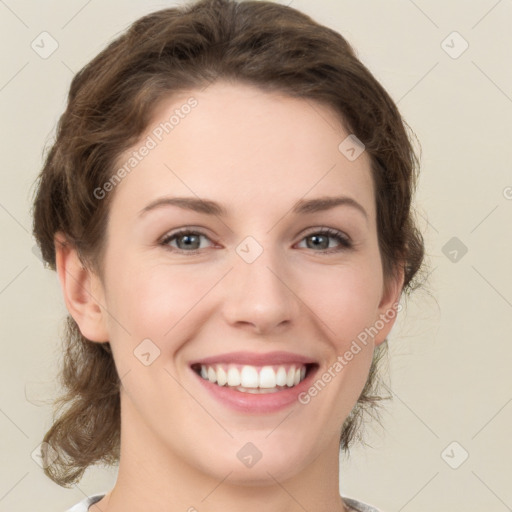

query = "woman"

[{"left": 31, "top": 0, "right": 425, "bottom": 511}]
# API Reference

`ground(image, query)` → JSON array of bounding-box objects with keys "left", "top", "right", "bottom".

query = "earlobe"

[
  {"left": 374, "top": 265, "right": 405, "bottom": 347},
  {"left": 54, "top": 232, "right": 109, "bottom": 342}
]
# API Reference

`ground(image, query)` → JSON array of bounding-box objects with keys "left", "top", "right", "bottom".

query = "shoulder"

[
  {"left": 65, "top": 493, "right": 106, "bottom": 512},
  {"left": 342, "top": 495, "right": 383, "bottom": 512}
]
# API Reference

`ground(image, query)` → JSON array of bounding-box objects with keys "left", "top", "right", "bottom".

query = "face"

[{"left": 81, "top": 81, "right": 401, "bottom": 485}]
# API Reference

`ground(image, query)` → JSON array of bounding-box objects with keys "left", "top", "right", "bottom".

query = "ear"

[
  {"left": 54, "top": 232, "right": 109, "bottom": 342},
  {"left": 373, "top": 264, "right": 405, "bottom": 347}
]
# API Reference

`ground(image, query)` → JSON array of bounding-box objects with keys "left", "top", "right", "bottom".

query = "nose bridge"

[{"left": 222, "top": 235, "right": 299, "bottom": 333}]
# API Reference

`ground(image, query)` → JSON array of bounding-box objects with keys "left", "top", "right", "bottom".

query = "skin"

[{"left": 55, "top": 80, "right": 403, "bottom": 512}]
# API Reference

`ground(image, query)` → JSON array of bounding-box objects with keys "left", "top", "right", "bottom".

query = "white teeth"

[
  {"left": 216, "top": 366, "right": 227, "bottom": 386},
  {"left": 286, "top": 367, "right": 295, "bottom": 387},
  {"left": 259, "top": 366, "right": 276, "bottom": 388},
  {"left": 227, "top": 367, "right": 241, "bottom": 386},
  {"left": 240, "top": 366, "right": 259, "bottom": 388},
  {"left": 196, "top": 363, "right": 309, "bottom": 390},
  {"left": 276, "top": 366, "right": 287, "bottom": 386},
  {"left": 207, "top": 366, "right": 217, "bottom": 384}
]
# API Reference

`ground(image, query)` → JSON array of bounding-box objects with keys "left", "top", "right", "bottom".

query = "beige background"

[{"left": 1, "top": 0, "right": 511, "bottom": 511}]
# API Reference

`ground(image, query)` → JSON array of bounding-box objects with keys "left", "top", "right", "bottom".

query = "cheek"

[
  {"left": 104, "top": 261, "right": 218, "bottom": 346},
  {"left": 101, "top": 265, "right": 204, "bottom": 401},
  {"left": 301, "top": 259, "right": 384, "bottom": 344}
]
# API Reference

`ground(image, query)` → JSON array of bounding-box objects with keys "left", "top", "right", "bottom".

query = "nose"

[{"left": 221, "top": 244, "right": 300, "bottom": 335}]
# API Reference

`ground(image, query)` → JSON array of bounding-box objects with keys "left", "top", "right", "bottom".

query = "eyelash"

[{"left": 159, "top": 227, "right": 353, "bottom": 255}]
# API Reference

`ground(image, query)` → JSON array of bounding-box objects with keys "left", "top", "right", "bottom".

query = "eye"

[
  {"left": 159, "top": 227, "right": 352, "bottom": 254},
  {"left": 297, "top": 227, "right": 352, "bottom": 253},
  {"left": 160, "top": 229, "right": 214, "bottom": 253}
]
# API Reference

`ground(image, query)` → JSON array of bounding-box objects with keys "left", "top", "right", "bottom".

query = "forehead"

[{"left": 109, "top": 81, "right": 375, "bottom": 221}]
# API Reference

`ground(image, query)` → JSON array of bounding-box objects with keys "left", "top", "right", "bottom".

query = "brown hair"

[{"left": 31, "top": 0, "right": 425, "bottom": 487}]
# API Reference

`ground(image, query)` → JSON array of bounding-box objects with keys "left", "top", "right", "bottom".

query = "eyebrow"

[{"left": 138, "top": 195, "right": 368, "bottom": 221}]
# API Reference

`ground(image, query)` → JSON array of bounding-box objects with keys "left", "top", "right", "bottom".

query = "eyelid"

[
  {"left": 159, "top": 225, "right": 353, "bottom": 254},
  {"left": 296, "top": 226, "right": 353, "bottom": 253},
  {"left": 300, "top": 226, "right": 351, "bottom": 242},
  {"left": 159, "top": 227, "right": 215, "bottom": 251}
]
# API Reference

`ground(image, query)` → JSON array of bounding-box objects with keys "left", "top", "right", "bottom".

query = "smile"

[
  {"left": 191, "top": 363, "right": 311, "bottom": 394},
  {"left": 189, "top": 351, "right": 319, "bottom": 412}
]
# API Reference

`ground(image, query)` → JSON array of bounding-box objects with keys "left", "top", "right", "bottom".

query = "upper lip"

[{"left": 189, "top": 351, "right": 317, "bottom": 367}]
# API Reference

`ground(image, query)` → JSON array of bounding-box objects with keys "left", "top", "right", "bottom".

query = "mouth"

[
  {"left": 191, "top": 362, "right": 316, "bottom": 394},
  {"left": 188, "top": 352, "right": 319, "bottom": 413}
]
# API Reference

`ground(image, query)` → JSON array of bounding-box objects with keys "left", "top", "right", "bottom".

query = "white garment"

[{"left": 65, "top": 492, "right": 383, "bottom": 512}]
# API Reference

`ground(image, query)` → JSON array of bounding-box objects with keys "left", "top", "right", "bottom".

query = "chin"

[{"left": 200, "top": 436, "right": 315, "bottom": 486}]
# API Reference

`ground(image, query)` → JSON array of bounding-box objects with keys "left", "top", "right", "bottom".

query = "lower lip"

[{"left": 190, "top": 365, "right": 319, "bottom": 413}]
